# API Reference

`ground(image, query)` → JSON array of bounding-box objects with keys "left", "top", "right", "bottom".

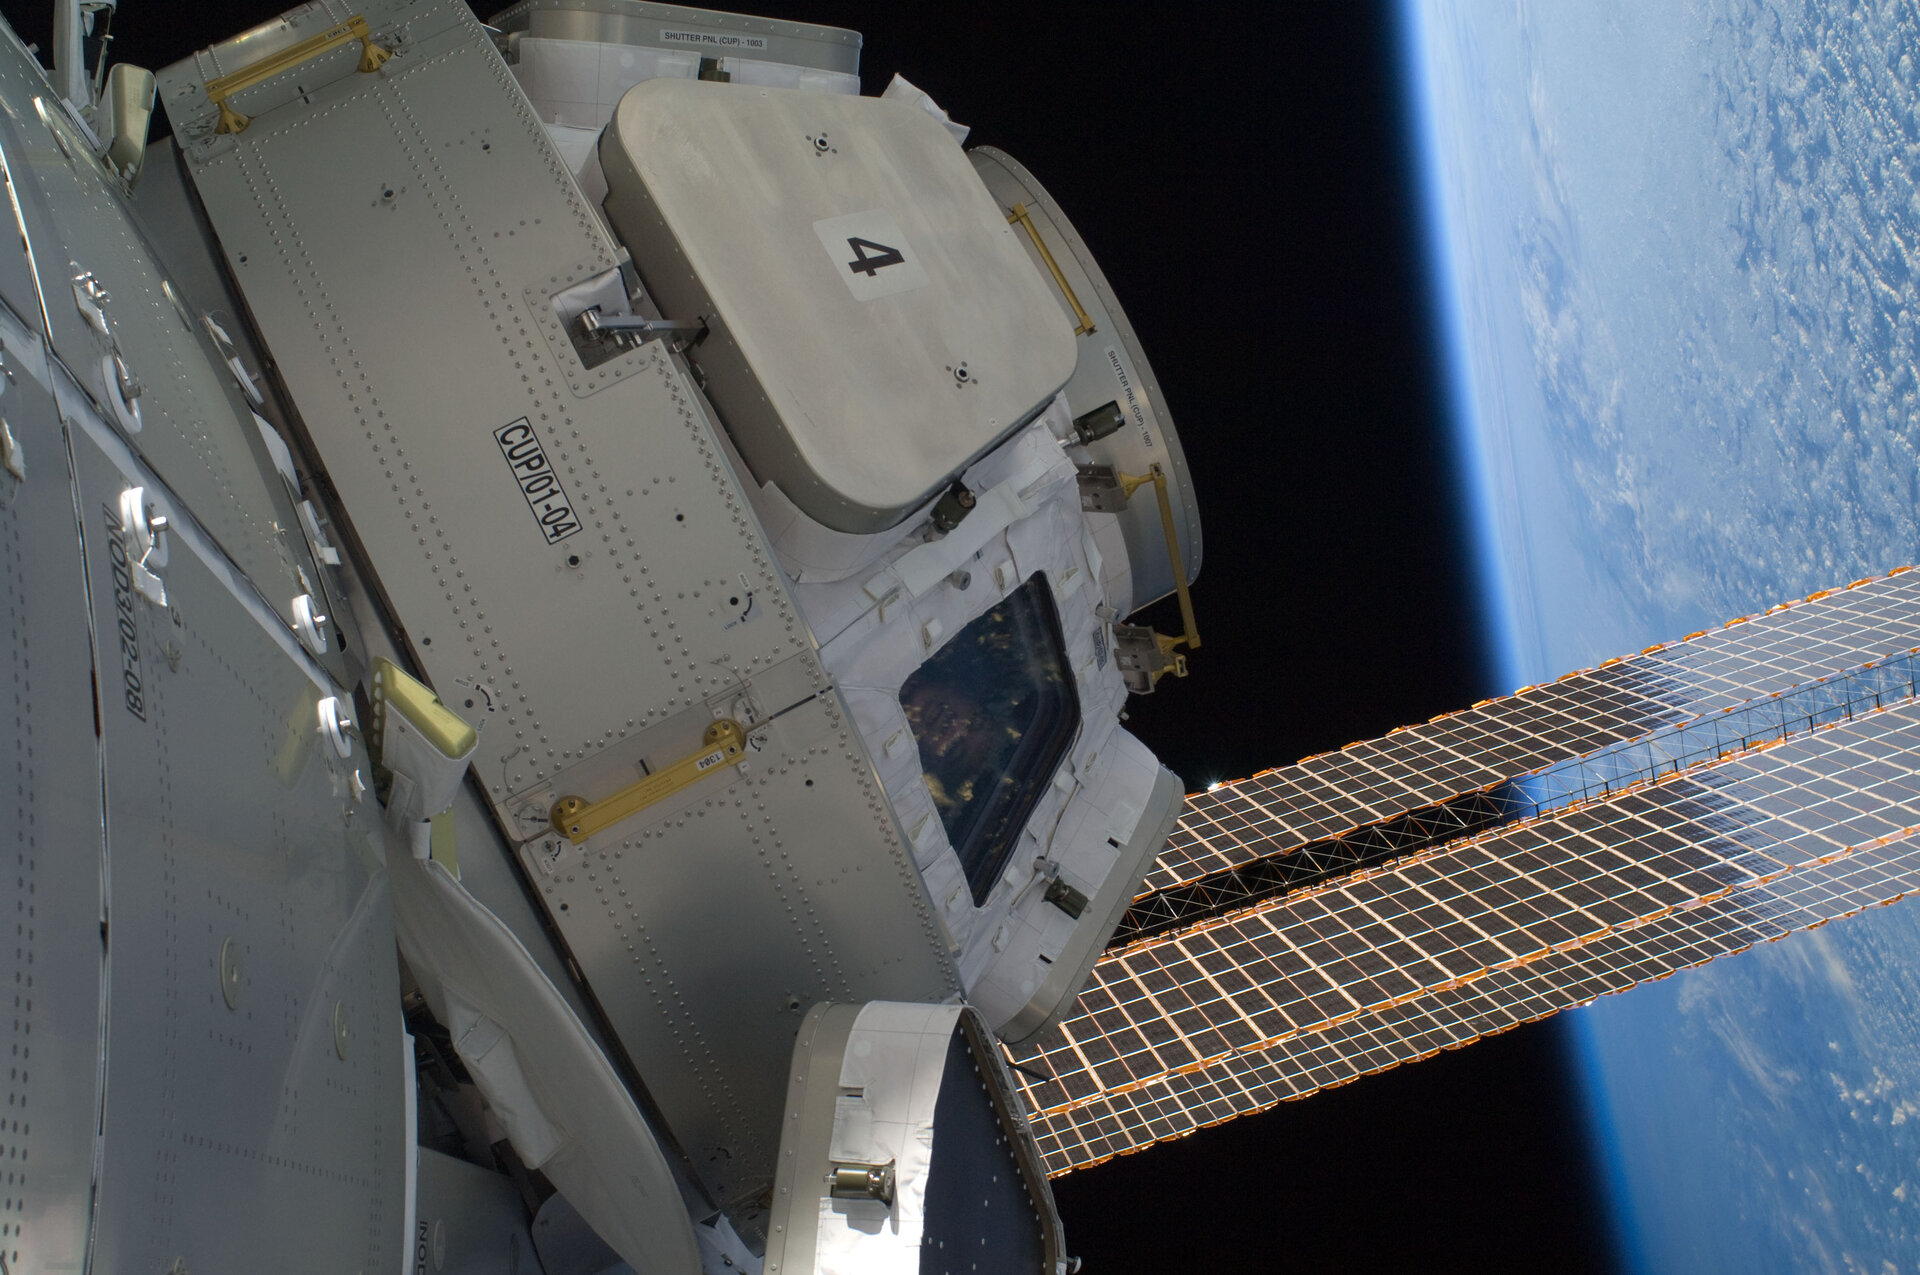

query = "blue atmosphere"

[{"left": 1405, "top": 2, "right": 1920, "bottom": 1271}]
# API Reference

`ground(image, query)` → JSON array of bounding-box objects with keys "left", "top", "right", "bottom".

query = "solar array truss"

[{"left": 1025, "top": 570, "right": 1920, "bottom": 1178}]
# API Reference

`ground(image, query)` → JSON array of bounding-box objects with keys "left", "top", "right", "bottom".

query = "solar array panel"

[
  {"left": 1022, "top": 693, "right": 1920, "bottom": 1177},
  {"left": 1117, "top": 649, "right": 1920, "bottom": 943},
  {"left": 1150, "top": 568, "right": 1920, "bottom": 895}
]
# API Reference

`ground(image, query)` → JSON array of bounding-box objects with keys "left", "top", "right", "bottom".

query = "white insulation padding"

[{"left": 814, "top": 1001, "right": 963, "bottom": 1274}]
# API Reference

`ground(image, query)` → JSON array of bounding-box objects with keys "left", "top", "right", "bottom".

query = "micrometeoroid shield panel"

[
  {"left": 158, "top": 1, "right": 962, "bottom": 1220},
  {"left": 601, "top": 78, "right": 1079, "bottom": 534}
]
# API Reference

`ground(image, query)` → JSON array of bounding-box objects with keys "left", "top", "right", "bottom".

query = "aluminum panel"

[
  {"left": 603, "top": 79, "right": 1078, "bottom": 532},
  {"left": 0, "top": 118, "right": 46, "bottom": 325},
  {"left": 67, "top": 416, "right": 405, "bottom": 1274},
  {"left": 491, "top": 1, "right": 863, "bottom": 76},
  {"left": 0, "top": 314, "right": 108, "bottom": 1275},
  {"left": 521, "top": 689, "right": 961, "bottom": 1212},
  {"left": 0, "top": 23, "right": 327, "bottom": 610},
  {"left": 163, "top": 0, "right": 806, "bottom": 806},
  {"left": 159, "top": 3, "right": 959, "bottom": 1227},
  {"left": 967, "top": 146, "right": 1203, "bottom": 613}
]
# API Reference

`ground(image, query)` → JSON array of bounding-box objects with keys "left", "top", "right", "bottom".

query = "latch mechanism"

[
  {"left": 574, "top": 306, "right": 703, "bottom": 349},
  {"left": 549, "top": 718, "right": 748, "bottom": 843},
  {"left": 290, "top": 592, "right": 329, "bottom": 656},
  {"left": 368, "top": 658, "right": 478, "bottom": 828},
  {"left": 118, "top": 485, "right": 167, "bottom": 605}
]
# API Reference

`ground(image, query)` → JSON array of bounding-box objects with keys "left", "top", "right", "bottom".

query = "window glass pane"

[{"left": 900, "top": 574, "right": 1080, "bottom": 904}]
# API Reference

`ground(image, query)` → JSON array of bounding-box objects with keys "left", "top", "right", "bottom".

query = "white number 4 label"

[{"left": 813, "top": 208, "right": 929, "bottom": 301}]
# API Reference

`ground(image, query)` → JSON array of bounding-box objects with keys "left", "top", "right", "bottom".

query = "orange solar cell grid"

[
  {"left": 1024, "top": 694, "right": 1920, "bottom": 1176},
  {"left": 1143, "top": 569, "right": 1920, "bottom": 896}
]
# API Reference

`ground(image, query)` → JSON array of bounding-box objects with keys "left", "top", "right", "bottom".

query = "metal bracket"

[
  {"left": 1078, "top": 462, "right": 1200, "bottom": 690},
  {"left": 71, "top": 270, "right": 109, "bottom": 335},
  {"left": 1043, "top": 876, "right": 1089, "bottom": 919},
  {"left": 549, "top": 718, "right": 747, "bottom": 843},
  {"left": 1074, "top": 463, "right": 1128, "bottom": 513},
  {"left": 103, "top": 349, "right": 141, "bottom": 433},
  {"left": 203, "top": 315, "right": 263, "bottom": 404},
  {"left": 205, "top": 14, "right": 391, "bottom": 135},
  {"left": 296, "top": 499, "right": 342, "bottom": 567},
  {"left": 1112, "top": 622, "right": 1185, "bottom": 695}
]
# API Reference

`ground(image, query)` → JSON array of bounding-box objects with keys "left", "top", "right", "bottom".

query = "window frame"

[{"left": 898, "top": 572, "right": 1082, "bottom": 906}]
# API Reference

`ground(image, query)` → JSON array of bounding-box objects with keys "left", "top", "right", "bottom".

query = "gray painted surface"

[
  {"left": 0, "top": 17, "right": 408, "bottom": 1270},
  {"left": 602, "top": 80, "right": 1077, "bottom": 534},
  {"left": 69, "top": 415, "right": 406, "bottom": 1275},
  {"left": 0, "top": 20, "right": 330, "bottom": 613},
  {"left": 159, "top": 0, "right": 958, "bottom": 1227},
  {"left": 0, "top": 302, "right": 107, "bottom": 1275}
]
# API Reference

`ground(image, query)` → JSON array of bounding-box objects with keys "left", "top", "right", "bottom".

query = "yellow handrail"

[
  {"left": 1006, "top": 202, "right": 1096, "bottom": 336},
  {"left": 549, "top": 719, "right": 747, "bottom": 843},
  {"left": 206, "top": 14, "right": 391, "bottom": 135}
]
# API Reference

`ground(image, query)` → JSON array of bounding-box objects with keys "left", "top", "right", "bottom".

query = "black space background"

[{"left": 0, "top": 1, "right": 1624, "bottom": 1270}]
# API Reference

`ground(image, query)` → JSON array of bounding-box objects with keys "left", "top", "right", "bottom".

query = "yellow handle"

[
  {"left": 1007, "top": 203, "right": 1096, "bottom": 336},
  {"left": 206, "top": 14, "right": 391, "bottom": 135},
  {"left": 370, "top": 658, "right": 477, "bottom": 760},
  {"left": 550, "top": 719, "right": 747, "bottom": 843}
]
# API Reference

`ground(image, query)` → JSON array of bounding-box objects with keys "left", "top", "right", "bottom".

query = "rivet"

[{"left": 219, "top": 937, "right": 243, "bottom": 1010}]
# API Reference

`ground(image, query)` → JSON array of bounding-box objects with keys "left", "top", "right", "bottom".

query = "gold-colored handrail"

[
  {"left": 206, "top": 14, "right": 391, "bottom": 135},
  {"left": 1006, "top": 202, "right": 1096, "bottom": 336},
  {"left": 549, "top": 719, "right": 747, "bottom": 843}
]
